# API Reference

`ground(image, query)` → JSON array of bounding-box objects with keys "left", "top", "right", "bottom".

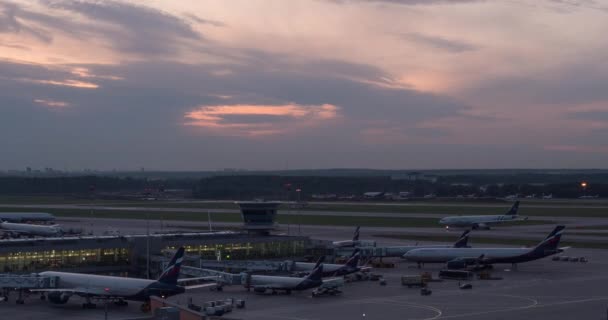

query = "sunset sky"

[{"left": 1, "top": 0, "right": 607, "bottom": 170}]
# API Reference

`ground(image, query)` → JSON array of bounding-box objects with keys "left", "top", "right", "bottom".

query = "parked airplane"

[
  {"left": 438, "top": 201, "right": 525, "bottom": 230},
  {"left": 0, "top": 212, "right": 55, "bottom": 223},
  {"left": 0, "top": 221, "right": 66, "bottom": 238},
  {"left": 34, "top": 247, "right": 203, "bottom": 312},
  {"left": 332, "top": 226, "right": 376, "bottom": 248},
  {"left": 243, "top": 257, "right": 335, "bottom": 295},
  {"left": 335, "top": 230, "right": 471, "bottom": 258},
  {"left": 293, "top": 250, "right": 371, "bottom": 277},
  {"left": 403, "top": 226, "right": 567, "bottom": 269}
]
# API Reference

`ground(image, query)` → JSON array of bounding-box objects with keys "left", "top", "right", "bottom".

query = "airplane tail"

[
  {"left": 157, "top": 247, "right": 185, "bottom": 285},
  {"left": 346, "top": 249, "right": 361, "bottom": 268},
  {"left": 306, "top": 256, "right": 325, "bottom": 281},
  {"left": 505, "top": 201, "right": 520, "bottom": 216},
  {"left": 353, "top": 226, "right": 360, "bottom": 241},
  {"left": 453, "top": 230, "right": 470, "bottom": 248},
  {"left": 534, "top": 226, "right": 565, "bottom": 252}
]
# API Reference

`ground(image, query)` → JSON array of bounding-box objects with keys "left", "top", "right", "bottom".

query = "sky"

[{"left": 1, "top": 0, "right": 608, "bottom": 170}]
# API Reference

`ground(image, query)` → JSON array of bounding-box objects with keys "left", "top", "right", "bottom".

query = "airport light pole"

[
  {"left": 296, "top": 188, "right": 302, "bottom": 236},
  {"left": 89, "top": 184, "right": 95, "bottom": 235},
  {"left": 581, "top": 181, "right": 588, "bottom": 197},
  {"left": 146, "top": 212, "right": 150, "bottom": 279},
  {"left": 285, "top": 183, "right": 291, "bottom": 236}
]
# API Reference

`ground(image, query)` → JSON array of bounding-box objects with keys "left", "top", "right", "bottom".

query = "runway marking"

[
  {"left": 435, "top": 294, "right": 608, "bottom": 319},
  {"left": 379, "top": 299, "right": 444, "bottom": 320}
]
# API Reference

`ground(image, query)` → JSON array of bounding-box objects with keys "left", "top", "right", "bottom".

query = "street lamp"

[
  {"left": 296, "top": 188, "right": 302, "bottom": 235},
  {"left": 581, "top": 181, "right": 588, "bottom": 197}
]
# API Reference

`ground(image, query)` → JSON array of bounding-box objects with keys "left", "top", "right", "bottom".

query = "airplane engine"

[
  {"left": 472, "top": 223, "right": 489, "bottom": 230},
  {"left": 48, "top": 292, "right": 71, "bottom": 304},
  {"left": 253, "top": 287, "right": 267, "bottom": 294}
]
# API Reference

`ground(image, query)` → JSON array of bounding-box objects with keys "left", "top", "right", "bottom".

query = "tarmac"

[{"left": 2, "top": 209, "right": 608, "bottom": 319}]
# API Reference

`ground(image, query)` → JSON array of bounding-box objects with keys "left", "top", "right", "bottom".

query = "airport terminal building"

[{"left": 0, "top": 202, "right": 310, "bottom": 276}]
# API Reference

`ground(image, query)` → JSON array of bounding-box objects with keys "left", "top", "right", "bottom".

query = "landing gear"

[
  {"left": 15, "top": 290, "right": 24, "bottom": 304},
  {"left": 140, "top": 302, "right": 151, "bottom": 313},
  {"left": 271, "top": 290, "right": 278, "bottom": 295},
  {"left": 511, "top": 263, "right": 518, "bottom": 271},
  {"left": 285, "top": 290, "right": 292, "bottom": 295},
  {"left": 40, "top": 294, "right": 46, "bottom": 301},
  {"left": 82, "top": 297, "right": 96, "bottom": 309}
]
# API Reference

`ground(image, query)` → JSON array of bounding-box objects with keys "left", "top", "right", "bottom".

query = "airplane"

[
  {"left": 293, "top": 249, "right": 371, "bottom": 277},
  {"left": 243, "top": 256, "right": 336, "bottom": 295},
  {"left": 0, "top": 221, "right": 66, "bottom": 238},
  {"left": 332, "top": 226, "right": 376, "bottom": 248},
  {"left": 0, "top": 212, "right": 55, "bottom": 223},
  {"left": 438, "top": 201, "right": 526, "bottom": 230},
  {"left": 403, "top": 225, "right": 567, "bottom": 269},
  {"left": 34, "top": 247, "right": 206, "bottom": 312},
  {"left": 336, "top": 230, "right": 471, "bottom": 258}
]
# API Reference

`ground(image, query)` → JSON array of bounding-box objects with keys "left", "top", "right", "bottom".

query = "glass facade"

[
  {"left": 0, "top": 248, "right": 130, "bottom": 273},
  {"left": 166, "top": 240, "right": 307, "bottom": 260}
]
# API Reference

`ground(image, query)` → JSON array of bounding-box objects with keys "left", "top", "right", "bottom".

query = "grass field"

[
  {"left": 0, "top": 207, "right": 553, "bottom": 228},
  {"left": 1, "top": 195, "right": 607, "bottom": 217},
  {"left": 374, "top": 233, "right": 608, "bottom": 249}
]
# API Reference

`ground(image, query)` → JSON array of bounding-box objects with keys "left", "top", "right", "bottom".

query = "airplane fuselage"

[
  {"left": 403, "top": 247, "right": 558, "bottom": 264},
  {"left": 246, "top": 274, "right": 322, "bottom": 291},
  {"left": 39, "top": 271, "right": 185, "bottom": 301},
  {"left": 439, "top": 215, "right": 519, "bottom": 228},
  {"left": 0, "top": 222, "right": 62, "bottom": 237}
]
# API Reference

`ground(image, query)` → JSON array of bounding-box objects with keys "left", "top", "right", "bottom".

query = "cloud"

[
  {"left": 185, "top": 103, "right": 340, "bottom": 136},
  {"left": 11, "top": 0, "right": 211, "bottom": 57},
  {"left": 23, "top": 78, "right": 99, "bottom": 89},
  {"left": 328, "top": 0, "right": 484, "bottom": 6},
  {"left": 569, "top": 110, "right": 608, "bottom": 121},
  {"left": 33, "top": 98, "right": 69, "bottom": 108},
  {"left": 0, "top": 2, "right": 53, "bottom": 43},
  {"left": 400, "top": 32, "right": 478, "bottom": 53},
  {"left": 544, "top": 145, "right": 608, "bottom": 153}
]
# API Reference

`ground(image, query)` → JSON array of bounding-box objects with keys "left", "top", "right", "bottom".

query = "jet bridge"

[
  {"left": 181, "top": 266, "right": 244, "bottom": 286},
  {"left": 0, "top": 273, "right": 58, "bottom": 289},
  {"left": 195, "top": 259, "right": 294, "bottom": 273},
  {"left": 0, "top": 274, "right": 58, "bottom": 304}
]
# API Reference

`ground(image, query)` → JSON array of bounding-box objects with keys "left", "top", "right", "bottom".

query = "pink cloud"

[{"left": 184, "top": 103, "right": 340, "bottom": 137}]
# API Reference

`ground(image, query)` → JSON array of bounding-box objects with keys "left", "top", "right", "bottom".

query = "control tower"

[{"left": 235, "top": 201, "right": 281, "bottom": 235}]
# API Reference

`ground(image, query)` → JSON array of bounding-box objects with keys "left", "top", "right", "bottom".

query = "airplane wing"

[
  {"left": 0, "top": 229, "right": 30, "bottom": 234},
  {"left": 184, "top": 283, "right": 219, "bottom": 290},
  {"left": 358, "top": 266, "right": 372, "bottom": 272},
  {"left": 177, "top": 276, "right": 222, "bottom": 283},
  {"left": 321, "top": 277, "right": 344, "bottom": 289}
]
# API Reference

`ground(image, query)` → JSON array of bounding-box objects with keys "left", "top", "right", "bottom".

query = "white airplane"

[
  {"left": 293, "top": 250, "right": 371, "bottom": 277},
  {"left": 34, "top": 247, "right": 207, "bottom": 312},
  {"left": 438, "top": 201, "right": 526, "bottom": 230},
  {"left": 0, "top": 212, "right": 55, "bottom": 223},
  {"left": 403, "top": 226, "right": 567, "bottom": 269},
  {"left": 336, "top": 230, "right": 471, "bottom": 258},
  {"left": 332, "top": 226, "right": 376, "bottom": 248},
  {"left": 0, "top": 221, "right": 65, "bottom": 237},
  {"left": 244, "top": 257, "right": 338, "bottom": 295}
]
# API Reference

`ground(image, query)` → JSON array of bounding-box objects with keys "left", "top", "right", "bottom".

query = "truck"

[
  {"left": 401, "top": 275, "right": 426, "bottom": 288},
  {"left": 438, "top": 269, "right": 474, "bottom": 280}
]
